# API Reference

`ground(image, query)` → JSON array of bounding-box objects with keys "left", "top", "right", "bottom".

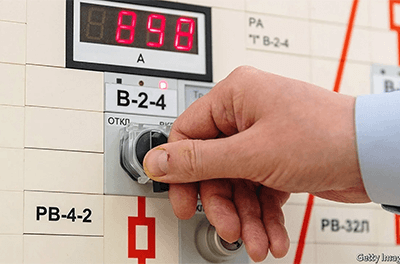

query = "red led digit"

[
  {"left": 115, "top": 10, "right": 136, "bottom": 44},
  {"left": 174, "top": 17, "right": 195, "bottom": 51},
  {"left": 146, "top": 14, "right": 166, "bottom": 48}
]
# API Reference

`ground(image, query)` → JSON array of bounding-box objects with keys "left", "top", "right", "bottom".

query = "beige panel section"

[
  {"left": 245, "top": 50, "right": 311, "bottom": 82},
  {"left": 24, "top": 149, "right": 103, "bottom": 194},
  {"left": 25, "top": 107, "right": 103, "bottom": 152},
  {"left": 0, "top": 148, "right": 23, "bottom": 191},
  {"left": 104, "top": 196, "right": 179, "bottom": 264},
  {"left": 246, "top": 0, "right": 310, "bottom": 19},
  {"left": 347, "top": 28, "right": 371, "bottom": 63},
  {"left": 314, "top": 206, "right": 378, "bottom": 244},
  {"left": 312, "top": 59, "right": 371, "bottom": 95},
  {"left": 0, "top": 63, "right": 25, "bottom": 106},
  {"left": 282, "top": 204, "right": 316, "bottom": 243},
  {"left": 286, "top": 193, "right": 309, "bottom": 205},
  {"left": 310, "top": 0, "right": 369, "bottom": 26},
  {"left": 0, "top": 106, "right": 24, "bottom": 148},
  {"left": 246, "top": 13, "right": 310, "bottom": 55},
  {"left": 310, "top": 58, "right": 338, "bottom": 91},
  {"left": 0, "top": 0, "right": 26, "bottom": 23},
  {"left": 252, "top": 243, "right": 316, "bottom": 264},
  {"left": 0, "top": 21, "right": 26, "bottom": 64},
  {"left": 310, "top": 23, "right": 371, "bottom": 63},
  {"left": 24, "top": 191, "right": 103, "bottom": 236},
  {"left": 0, "top": 235, "right": 23, "bottom": 264},
  {"left": 177, "top": 0, "right": 245, "bottom": 10},
  {"left": 371, "top": 30, "right": 398, "bottom": 65},
  {"left": 314, "top": 196, "right": 381, "bottom": 209},
  {"left": 370, "top": 0, "right": 390, "bottom": 29},
  {"left": 0, "top": 191, "right": 23, "bottom": 234},
  {"left": 26, "top": 0, "right": 65, "bottom": 67},
  {"left": 340, "top": 62, "right": 371, "bottom": 96},
  {"left": 316, "top": 244, "right": 379, "bottom": 263},
  {"left": 24, "top": 235, "right": 103, "bottom": 264},
  {"left": 26, "top": 66, "right": 103, "bottom": 111},
  {"left": 377, "top": 209, "right": 397, "bottom": 246},
  {"left": 378, "top": 246, "right": 400, "bottom": 261},
  {"left": 212, "top": 8, "right": 246, "bottom": 82}
]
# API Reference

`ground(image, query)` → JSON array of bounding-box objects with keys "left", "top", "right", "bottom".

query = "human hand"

[{"left": 143, "top": 66, "right": 370, "bottom": 262}]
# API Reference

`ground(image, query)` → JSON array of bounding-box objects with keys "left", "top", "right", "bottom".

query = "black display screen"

[{"left": 80, "top": 3, "right": 198, "bottom": 54}]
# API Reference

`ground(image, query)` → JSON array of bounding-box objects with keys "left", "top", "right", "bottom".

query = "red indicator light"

[{"left": 159, "top": 80, "right": 168, "bottom": 90}]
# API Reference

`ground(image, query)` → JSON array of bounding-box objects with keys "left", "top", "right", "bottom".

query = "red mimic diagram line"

[
  {"left": 389, "top": 0, "right": 400, "bottom": 245},
  {"left": 293, "top": 0, "right": 359, "bottom": 263},
  {"left": 128, "top": 196, "right": 156, "bottom": 264}
]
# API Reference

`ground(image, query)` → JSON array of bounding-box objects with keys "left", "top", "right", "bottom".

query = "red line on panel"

[
  {"left": 294, "top": 1, "right": 359, "bottom": 263},
  {"left": 333, "top": 0, "right": 360, "bottom": 93},
  {"left": 128, "top": 196, "right": 156, "bottom": 264},
  {"left": 396, "top": 215, "right": 400, "bottom": 244},
  {"left": 390, "top": 1, "right": 400, "bottom": 244},
  {"left": 389, "top": 0, "right": 400, "bottom": 65},
  {"left": 293, "top": 195, "right": 314, "bottom": 264}
]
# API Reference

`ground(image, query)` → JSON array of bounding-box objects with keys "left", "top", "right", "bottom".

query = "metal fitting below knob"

[{"left": 195, "top": 218, "right": 244, "bottom": 263}]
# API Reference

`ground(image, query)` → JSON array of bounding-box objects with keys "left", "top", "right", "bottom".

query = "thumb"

[{"left": 143, "top": 129, "right": 267, "bottom": 184}]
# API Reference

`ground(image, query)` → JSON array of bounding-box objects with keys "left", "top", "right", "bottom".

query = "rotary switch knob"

[{"left": 120, "top": 123, "right": 170, "bottom": 192}]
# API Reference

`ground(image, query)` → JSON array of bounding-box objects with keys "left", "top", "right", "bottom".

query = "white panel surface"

[
  {"left": 0, "top": 21, "right": 26, "bottom": 64},
  {"left": 0, "top": 191, "right": 23, "bottom": 235},
  {"left": 371, "top": 30, "right": 398, "bottom": 65},
  {"left": 26, "top": 65, "right": 104, "bottom": 111},
  {"left": 25, "top": 106, "right": 103, "bottom": 152},
  {"left": 0, "top": 235, "right": 23, "bottom": 264},
  {"left": 253, "top": 243, "right": 316, "bottom": 264},
  {"left": 377, "top": 210, "right": 397, "bottom": 246},
  {"left": 312, "top": 59, "right": 372, "bottom": 96},
  {"left": 340, "top": 62, "right": 371, "bottom": 96},
  {"left": 0, "top": 106, "right": 24, "bottom": 149},
  {"left": 311, "top": 23, "right": 371, "bottom": 63},
  {"left": 316, "top": 244, "right": 379, "bottom": 263},
  {"left": 0, "top": 0, "right": 26, "bottom": 23},
  {"left": 282, "top": 204, "right": 316, "bottom": 243},
  {"left": 0, "top": 148, "right": 23, "bottom": 191},
  {"left": 212, "top": 8, "right": 246, "bottom": 82},
  {"left": 0, "top": 63, "right": 25, "bottom": 106},
  {"left": 24, "top": 235, "right": 103, "bottom": 264},
  {"left": 246, "top": 0, "right": 310, "bottom": 19},
  {"left": 370, "top": 0, "right": 390, "bottom": 29},
  {"left": 178, "top": 0, "right": 245, "bottom": 10},
  {"left": 24, "top": 149, "right": 103, "bottom": 194},
  {"left": 245, "top": 50, "right": 311, "bottom": 82},
  {"left": 310, "top": 0, "right": 369, "bottom": 27},
  {"left": 26, "top": 0, "right": 65, "bottom": 67}
]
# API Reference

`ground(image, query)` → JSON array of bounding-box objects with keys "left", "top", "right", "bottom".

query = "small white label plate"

[{"left": 105, "top": 83, "right": 178, "bottom": 117}]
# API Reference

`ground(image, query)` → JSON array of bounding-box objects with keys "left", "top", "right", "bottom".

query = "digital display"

[
  {"left": 80, "top": 3, "right": 198, "bottom": 54},
  {"left": 67, "top": 0, "right": 212, "bottom": 82}
]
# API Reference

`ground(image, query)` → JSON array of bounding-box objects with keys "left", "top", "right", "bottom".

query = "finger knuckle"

[{"left": 179, "top": 140, "right": 204, "bottom": 180}]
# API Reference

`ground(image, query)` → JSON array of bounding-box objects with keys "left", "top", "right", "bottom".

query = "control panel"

[
  {"left": 4, "top": 0, "right": 396, "bottom": 262},
  {"left": 103, "top": 72, "right": 249, "bottom": 263}
]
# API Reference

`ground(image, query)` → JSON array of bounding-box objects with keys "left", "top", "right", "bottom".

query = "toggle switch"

[
  {"left": 195, "top": 218, "right": 245, "bottom": 263},
  {"left": 120, "top": 123, "right": 170, "bottom": 192}
]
